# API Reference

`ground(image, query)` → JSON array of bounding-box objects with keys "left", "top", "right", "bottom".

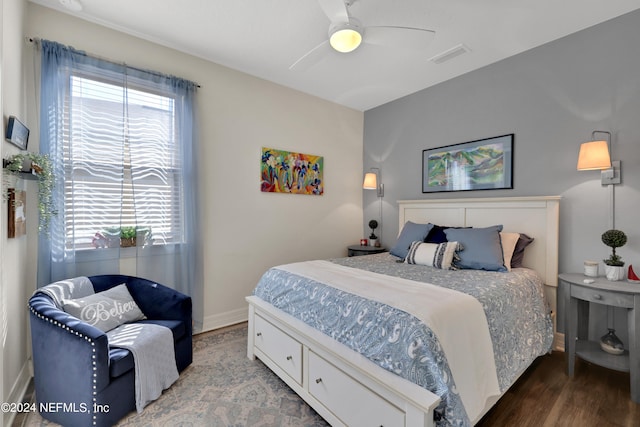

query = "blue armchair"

[{"left": 28, "top": 275, "right": 192, "bottom": 427}]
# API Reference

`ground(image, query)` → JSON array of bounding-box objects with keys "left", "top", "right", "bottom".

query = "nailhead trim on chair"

[{"left": 29, "top": 305, "right": 99, "bottom": 426}]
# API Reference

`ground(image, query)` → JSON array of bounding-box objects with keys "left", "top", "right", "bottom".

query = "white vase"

[{"left": 605, "top": 265, "right": 625, "bottom": 281}]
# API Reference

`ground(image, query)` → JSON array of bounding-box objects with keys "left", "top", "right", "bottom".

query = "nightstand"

[
  {"left": 559, "top": 273, "right": 640, "bottom": 403},
  {"left": 347, "top": 245, "right": 386, "bottom": 257}
]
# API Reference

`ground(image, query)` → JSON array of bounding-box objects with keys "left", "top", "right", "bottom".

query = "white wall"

[
  {"left": 1, "top": 0, "right": 4, "bottom": 420},
  {"left": 2, "top": 0, "right": 35, "bottom": 424},
  {"left": 0, "top": 2, "right": 364, "bottom": 415},
  {"left": 25, "top": 4, "right": 364, "bottom": 333}
]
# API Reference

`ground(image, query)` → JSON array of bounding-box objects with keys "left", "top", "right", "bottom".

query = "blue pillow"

[
  {"left": 390, "top": 222, "right": 434, "bottom": 259},
  {"left": 444, "top": 225, "right": 507, "bottom": 272}
]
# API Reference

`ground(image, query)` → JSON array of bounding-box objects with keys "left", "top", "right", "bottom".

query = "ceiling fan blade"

[
  {"left": 317, "top": 0, "right": 349, "bottom": 23},
  {"left": 365, "top": 26, "right": 435, "bottom": 50},
  {"left": 289, "top": 40, "right": 330, "bottom": 71}
]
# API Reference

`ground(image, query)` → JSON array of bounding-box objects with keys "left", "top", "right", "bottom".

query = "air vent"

[{"left": 429, "top": 44, "right": 471, "bottom": 64}]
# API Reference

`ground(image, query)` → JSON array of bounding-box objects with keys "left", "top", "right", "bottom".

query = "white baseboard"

[
  {"left": 200, "top": 307, "right": 247, "bottom": 334},
  {"left": 3, "top": 360, "right": 33, "bottom": 427}
]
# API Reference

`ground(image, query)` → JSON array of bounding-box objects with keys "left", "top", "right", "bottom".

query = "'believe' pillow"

[
  {"left": 404, "top": 241, "right": 460, "bottom": 270},
  {"left": 444, "top": 225, "right": 507, "bottom": 272},
  {"left": 62, "top": 284, "right": 146, "bottom": 332}
]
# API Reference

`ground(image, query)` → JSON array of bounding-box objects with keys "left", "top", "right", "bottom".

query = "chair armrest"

[{"left": 29, "top": 294, "right": 111, "bottom": 394}]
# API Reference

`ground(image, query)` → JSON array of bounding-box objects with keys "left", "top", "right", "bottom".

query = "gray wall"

[{"left": 363, "top": 9, "right": 640, "bottom": 278}]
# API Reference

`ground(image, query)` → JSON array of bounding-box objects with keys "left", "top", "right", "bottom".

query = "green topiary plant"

[
  {"left": 601, "top": 229, "right": 627, "bottom": 266},
  {"left": 368, "top": 219, "right": 378, "bottom": 240}
]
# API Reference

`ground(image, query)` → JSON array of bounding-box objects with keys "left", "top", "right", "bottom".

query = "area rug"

[{"left": 21, "top": 323, "right": 329, "bottom": 427}]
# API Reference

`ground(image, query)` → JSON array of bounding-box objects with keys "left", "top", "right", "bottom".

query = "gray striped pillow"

[{"left": 404, "top": 241, "right": 461, "bottom": 270}]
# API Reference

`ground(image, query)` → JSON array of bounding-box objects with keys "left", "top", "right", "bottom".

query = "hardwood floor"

[{"left": 477, "top": 351, "right": 640, "bottom": 426}]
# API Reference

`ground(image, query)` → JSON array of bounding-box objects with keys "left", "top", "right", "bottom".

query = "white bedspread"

[{"left": 279, "top": 260, "right": 500, "bottom": 421}]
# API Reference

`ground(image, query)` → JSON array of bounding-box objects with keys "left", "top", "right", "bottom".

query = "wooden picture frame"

[
  {"left": 8, "top": 188, "right": 27, "bottom": 238},
  {"left": 422, "top": 134, "right": 514, "bottom": 193}
]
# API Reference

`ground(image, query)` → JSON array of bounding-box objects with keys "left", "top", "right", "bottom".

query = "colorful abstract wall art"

[{"left": 261, "top": 147, "right": 324, "bottom": 195}]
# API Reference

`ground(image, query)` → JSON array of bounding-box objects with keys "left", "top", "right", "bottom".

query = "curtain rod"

[{"left": 26, "top": 37, "right": 201, "bottom": 88}]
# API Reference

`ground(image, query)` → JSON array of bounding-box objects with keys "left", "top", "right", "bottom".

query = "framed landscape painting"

[
  {"left": 422, "top": 134, "right": 514, "bottom": 193},
  {"left": 261, "top": 147, "right": 324, "bottom": 195}
]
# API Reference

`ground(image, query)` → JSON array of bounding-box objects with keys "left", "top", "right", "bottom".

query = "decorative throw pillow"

[
  {"left": 62, "top": 284, "right": 146, "bottom": 332},
  {"left": 444, "top": 225, "right": 507, "bottom": 272},
  {"left": 404, "top": 241, "right": 460, "bottom": 270},
  {"left": 425, "top": 224, "right": 470, "bottom": 243},
  {"left": 390, "top": 221, "right": 434, "bottom": 259},
  {"left": 500, "top": 232, "right": 521, "bottom": 272},
  {"left": 511, "top": 233, "right": 535, "bottom": 268}
]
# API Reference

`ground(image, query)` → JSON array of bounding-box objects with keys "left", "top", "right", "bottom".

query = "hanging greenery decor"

[{"left": 4, "top": 152, "right": 57, "bottom": 233}]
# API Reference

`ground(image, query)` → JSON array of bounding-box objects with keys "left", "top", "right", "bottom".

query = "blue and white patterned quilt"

[{"left": 253, "top": 253, "right": 553, "bottom": 427}]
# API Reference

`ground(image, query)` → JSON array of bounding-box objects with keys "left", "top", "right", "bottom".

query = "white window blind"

[{"left": 64, "top": 74, "right": 184, "bottom": 250}]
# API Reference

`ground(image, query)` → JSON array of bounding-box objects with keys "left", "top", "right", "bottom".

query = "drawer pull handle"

[
  {"left": 593, "top": 294, "right": 602, "bottom": 300},
  {"left": 286, "top": 356, "right": 292, "bottom": 361},
  {"left": 256, "top": 332, "right": 262, "bottom": 337},
  {"left": 315, "top": 378, "right": 322, "bottom": 384}
]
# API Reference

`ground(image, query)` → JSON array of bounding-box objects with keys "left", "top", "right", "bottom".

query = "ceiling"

[{"left": 30, "top": 0, "right": 640, "bottom": 111}]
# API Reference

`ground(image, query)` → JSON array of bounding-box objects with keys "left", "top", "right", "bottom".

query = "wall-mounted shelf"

[{"left": 3, "top": 158, "right": 39, "bottom": 180}]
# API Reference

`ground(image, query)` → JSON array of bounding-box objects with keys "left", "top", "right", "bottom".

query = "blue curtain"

[{"left": 36, "top": 40, "right": 203, "bottom": 330}]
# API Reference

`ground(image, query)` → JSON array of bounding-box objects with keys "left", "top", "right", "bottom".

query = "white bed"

[{"left": 246, "top": 196, "right": 561, "bottom": 427}]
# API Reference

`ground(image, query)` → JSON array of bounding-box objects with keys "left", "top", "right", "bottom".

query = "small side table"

[
  {"left": 560, "top": 273, "right": 640, "bottom": 403},
  {"left": 347, "top": 245, "right": 386, "bottom": 257}
]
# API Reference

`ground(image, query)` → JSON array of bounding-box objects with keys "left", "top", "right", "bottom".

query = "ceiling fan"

[{"left": 290, "top": 0, "right": 435, "bottom": 71}]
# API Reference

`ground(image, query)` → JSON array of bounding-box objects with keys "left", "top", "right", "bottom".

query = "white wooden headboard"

[
  {"left": 398, "top": 196, "right": 560, "bottom": 286},
  {"left": 398, "top": 196, "right": 562, "bottom": 349}
]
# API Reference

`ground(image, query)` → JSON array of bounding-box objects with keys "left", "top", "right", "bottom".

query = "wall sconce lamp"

[
  {"left": 363, "top": 168, "right": 384, "bottom": 197},
  {"left": 577, "top": 130, "right": 622, "bottom": 229},
  {"left": 577, "top": 130, "right": 621, "bottom": 185}
]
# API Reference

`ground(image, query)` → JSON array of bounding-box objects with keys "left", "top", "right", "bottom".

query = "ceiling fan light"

[{"left": 329, "top": 24, "right": 362, "bottom": 53}]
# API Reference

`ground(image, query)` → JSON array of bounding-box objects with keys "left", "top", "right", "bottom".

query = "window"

[
  {"left": 64, "top": 74, "right": 184, "bottom": 250},
  {"left": 38, "top": 40, "right": 201, "bottom": 327}
]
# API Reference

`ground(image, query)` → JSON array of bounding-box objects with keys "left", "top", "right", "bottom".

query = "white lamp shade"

[
  {"left": 363, "top": 172, "right": 377, "bottom": 190},
  {"left": 577, "top": 140, "right": 611, "bottom": 170}
]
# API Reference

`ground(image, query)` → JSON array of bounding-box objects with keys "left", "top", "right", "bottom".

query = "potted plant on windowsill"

[
  {"left": 3, "top": 152, "right": 56, "bottom": 233},
  {"left": 602, "top": 229, "right": 627, "bottom": 281},
  {"left": 95, "top": 226, "right": 152, "bottom": 248},
  {"left": 120, "top": 226, "right": 137, "bottom": 248}
]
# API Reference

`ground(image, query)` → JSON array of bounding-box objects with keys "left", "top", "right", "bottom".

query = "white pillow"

[
  {"left": 62, "top": 284, "right": 146, "bottom": 332},
  {"left": 404, "top": 241, "right": 460, "bottom": 270},
  {"left": 500, "top": 232, "right": 520, "bottom": 272}
]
